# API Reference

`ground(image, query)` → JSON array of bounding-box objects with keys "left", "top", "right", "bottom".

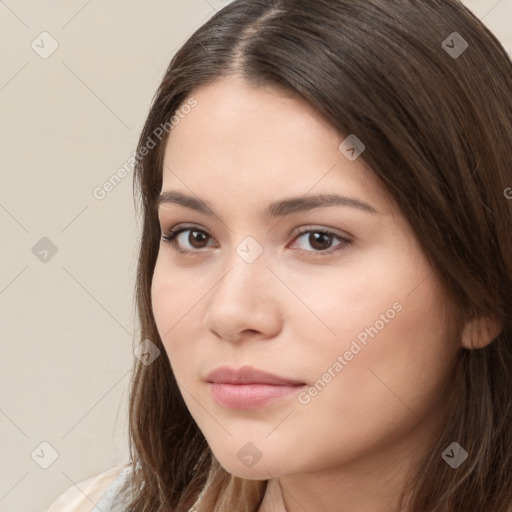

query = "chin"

[
  {"left": 213, "top": 452, "right": 287, "bottom": 481},
  {"left": 224, "top": 465, "right": 273, "bottom": 481}
]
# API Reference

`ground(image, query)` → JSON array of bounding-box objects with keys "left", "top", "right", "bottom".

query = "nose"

[{"left": 203, "top": 252, "right": 282, "bottom": 342}]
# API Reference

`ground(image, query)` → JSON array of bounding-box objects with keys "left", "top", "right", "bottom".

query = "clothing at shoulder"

[{"left": 47, "top": 462, "right": 133, "bottom": 512}]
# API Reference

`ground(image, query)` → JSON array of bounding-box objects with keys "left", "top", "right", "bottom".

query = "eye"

[
  {"left": 161, "top": 225, "right": 215, "bottom": 255},
  {"left": 290, "top": 227, "right": 352, "bottom": 256},
  {"left": 160, "top": 224, "right": 353, "bottom": 256}
]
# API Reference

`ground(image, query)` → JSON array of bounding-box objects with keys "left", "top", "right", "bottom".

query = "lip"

[
  {"left": 205, "top": 365, "right": 306, "bottom": 409},
  {"left": 205, "top": 365, "right": 305, "bottom": 386},
  {"left": 208, "top": 382, "right": 305, "bottom": 409}
]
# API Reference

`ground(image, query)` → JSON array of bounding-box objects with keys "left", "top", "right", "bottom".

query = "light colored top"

[
  {"left": 47, "top": 462, "right": 132, "bottom": 512},
  {"left": 46, "top": 461, "right": 234, "bottom": 512}
]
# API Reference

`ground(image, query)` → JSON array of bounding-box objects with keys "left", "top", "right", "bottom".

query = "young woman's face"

[{"left": 151, "top": 77, "right": 461, "bottom": 483}]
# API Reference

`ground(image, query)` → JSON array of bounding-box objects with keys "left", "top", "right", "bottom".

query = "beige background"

[{"left": 0, "top": 1, "right": 510, "bottom": 511}]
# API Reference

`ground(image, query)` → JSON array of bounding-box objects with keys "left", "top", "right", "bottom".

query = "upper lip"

[{"left": 206, "top": 365, "right": 305, "bottom": 386}]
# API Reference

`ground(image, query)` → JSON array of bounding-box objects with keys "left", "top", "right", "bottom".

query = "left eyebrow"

[
  {"left": 156, "top": 191, "right": 380, "bottom": 217},
  {"left": 264, "top": 193, "right": 380, "bottom": 216}
]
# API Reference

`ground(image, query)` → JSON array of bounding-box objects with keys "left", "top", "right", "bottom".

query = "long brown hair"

[{"left": 122, "top": 1, "right": 512, "bottom": 510}]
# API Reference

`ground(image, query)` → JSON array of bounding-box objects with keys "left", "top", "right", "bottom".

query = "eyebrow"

[{"left": 156, "top": 190, "right": 379, "bottom": 217}]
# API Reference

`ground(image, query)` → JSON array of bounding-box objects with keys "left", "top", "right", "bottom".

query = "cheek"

[
  {"left": 289, "top": 246, "right": 458, "bottom": 429},
  {"left": 274, "top": 254, "right": 401, "bottom": 353},
  {"left": 303, "top": 272, "right": 457, "bottom": 439},
  {"left": 361, "top": 275, "right": 459, "bottom": 409},
  {"left": 150, "top": 259, "right": 200, "bottom": 367},
  {"left": 151, "top": 261, "right": 175, "bottom": 335}
]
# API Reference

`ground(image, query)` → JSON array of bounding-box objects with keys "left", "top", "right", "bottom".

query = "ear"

[{"left": 461, "top": 314, "right": 503, "bottom": 350}]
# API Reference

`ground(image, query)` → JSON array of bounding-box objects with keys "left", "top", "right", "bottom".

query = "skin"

[{"left": 150, "top": 76, "right": 492, "bottom": 512}]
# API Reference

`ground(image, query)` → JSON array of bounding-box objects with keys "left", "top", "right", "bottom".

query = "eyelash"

[{"left": 160, "top": 224, "right": 353, "bottom": 257}]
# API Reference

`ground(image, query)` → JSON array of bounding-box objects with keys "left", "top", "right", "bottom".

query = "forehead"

[{"left": 161, "top": 78, "right": 394, "bottom": 217}]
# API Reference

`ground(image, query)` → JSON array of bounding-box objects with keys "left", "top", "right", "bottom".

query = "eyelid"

[{"left": 292, "top": 225, "right": 352, "bottom": 241}]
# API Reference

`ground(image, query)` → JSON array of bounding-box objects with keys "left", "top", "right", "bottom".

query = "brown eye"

[
  {"left": 161, "top": 225, "right": 352, "bottom": 257},
  {"left": 161, "top": 226, "right": 214, "bottom": 254},
  {"left": 291, "top": 228, "right": 352, "bottom": 256},
  {"left": 187, "top": 230, "right": 210, "bottom": 249},
  {"left": 308, "top": 232, "right": 334, "bottom": 250}
]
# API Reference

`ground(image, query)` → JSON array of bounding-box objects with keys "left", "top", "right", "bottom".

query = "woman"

[{"left": 48, "top": 0, "right": 512, "bottom": 510}]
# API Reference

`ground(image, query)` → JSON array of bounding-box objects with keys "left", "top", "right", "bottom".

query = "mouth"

[{"left": 205, "top": 365, "right": 306, "bottom": 409}]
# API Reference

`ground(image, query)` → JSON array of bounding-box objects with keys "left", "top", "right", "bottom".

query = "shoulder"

[{"left": 47, "top": 462, "right": 133, "bottom": 512}]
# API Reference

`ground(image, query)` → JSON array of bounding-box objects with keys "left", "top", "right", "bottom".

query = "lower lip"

[{"left": 208, "top": 382, "right": 305, "bottom": 409}]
